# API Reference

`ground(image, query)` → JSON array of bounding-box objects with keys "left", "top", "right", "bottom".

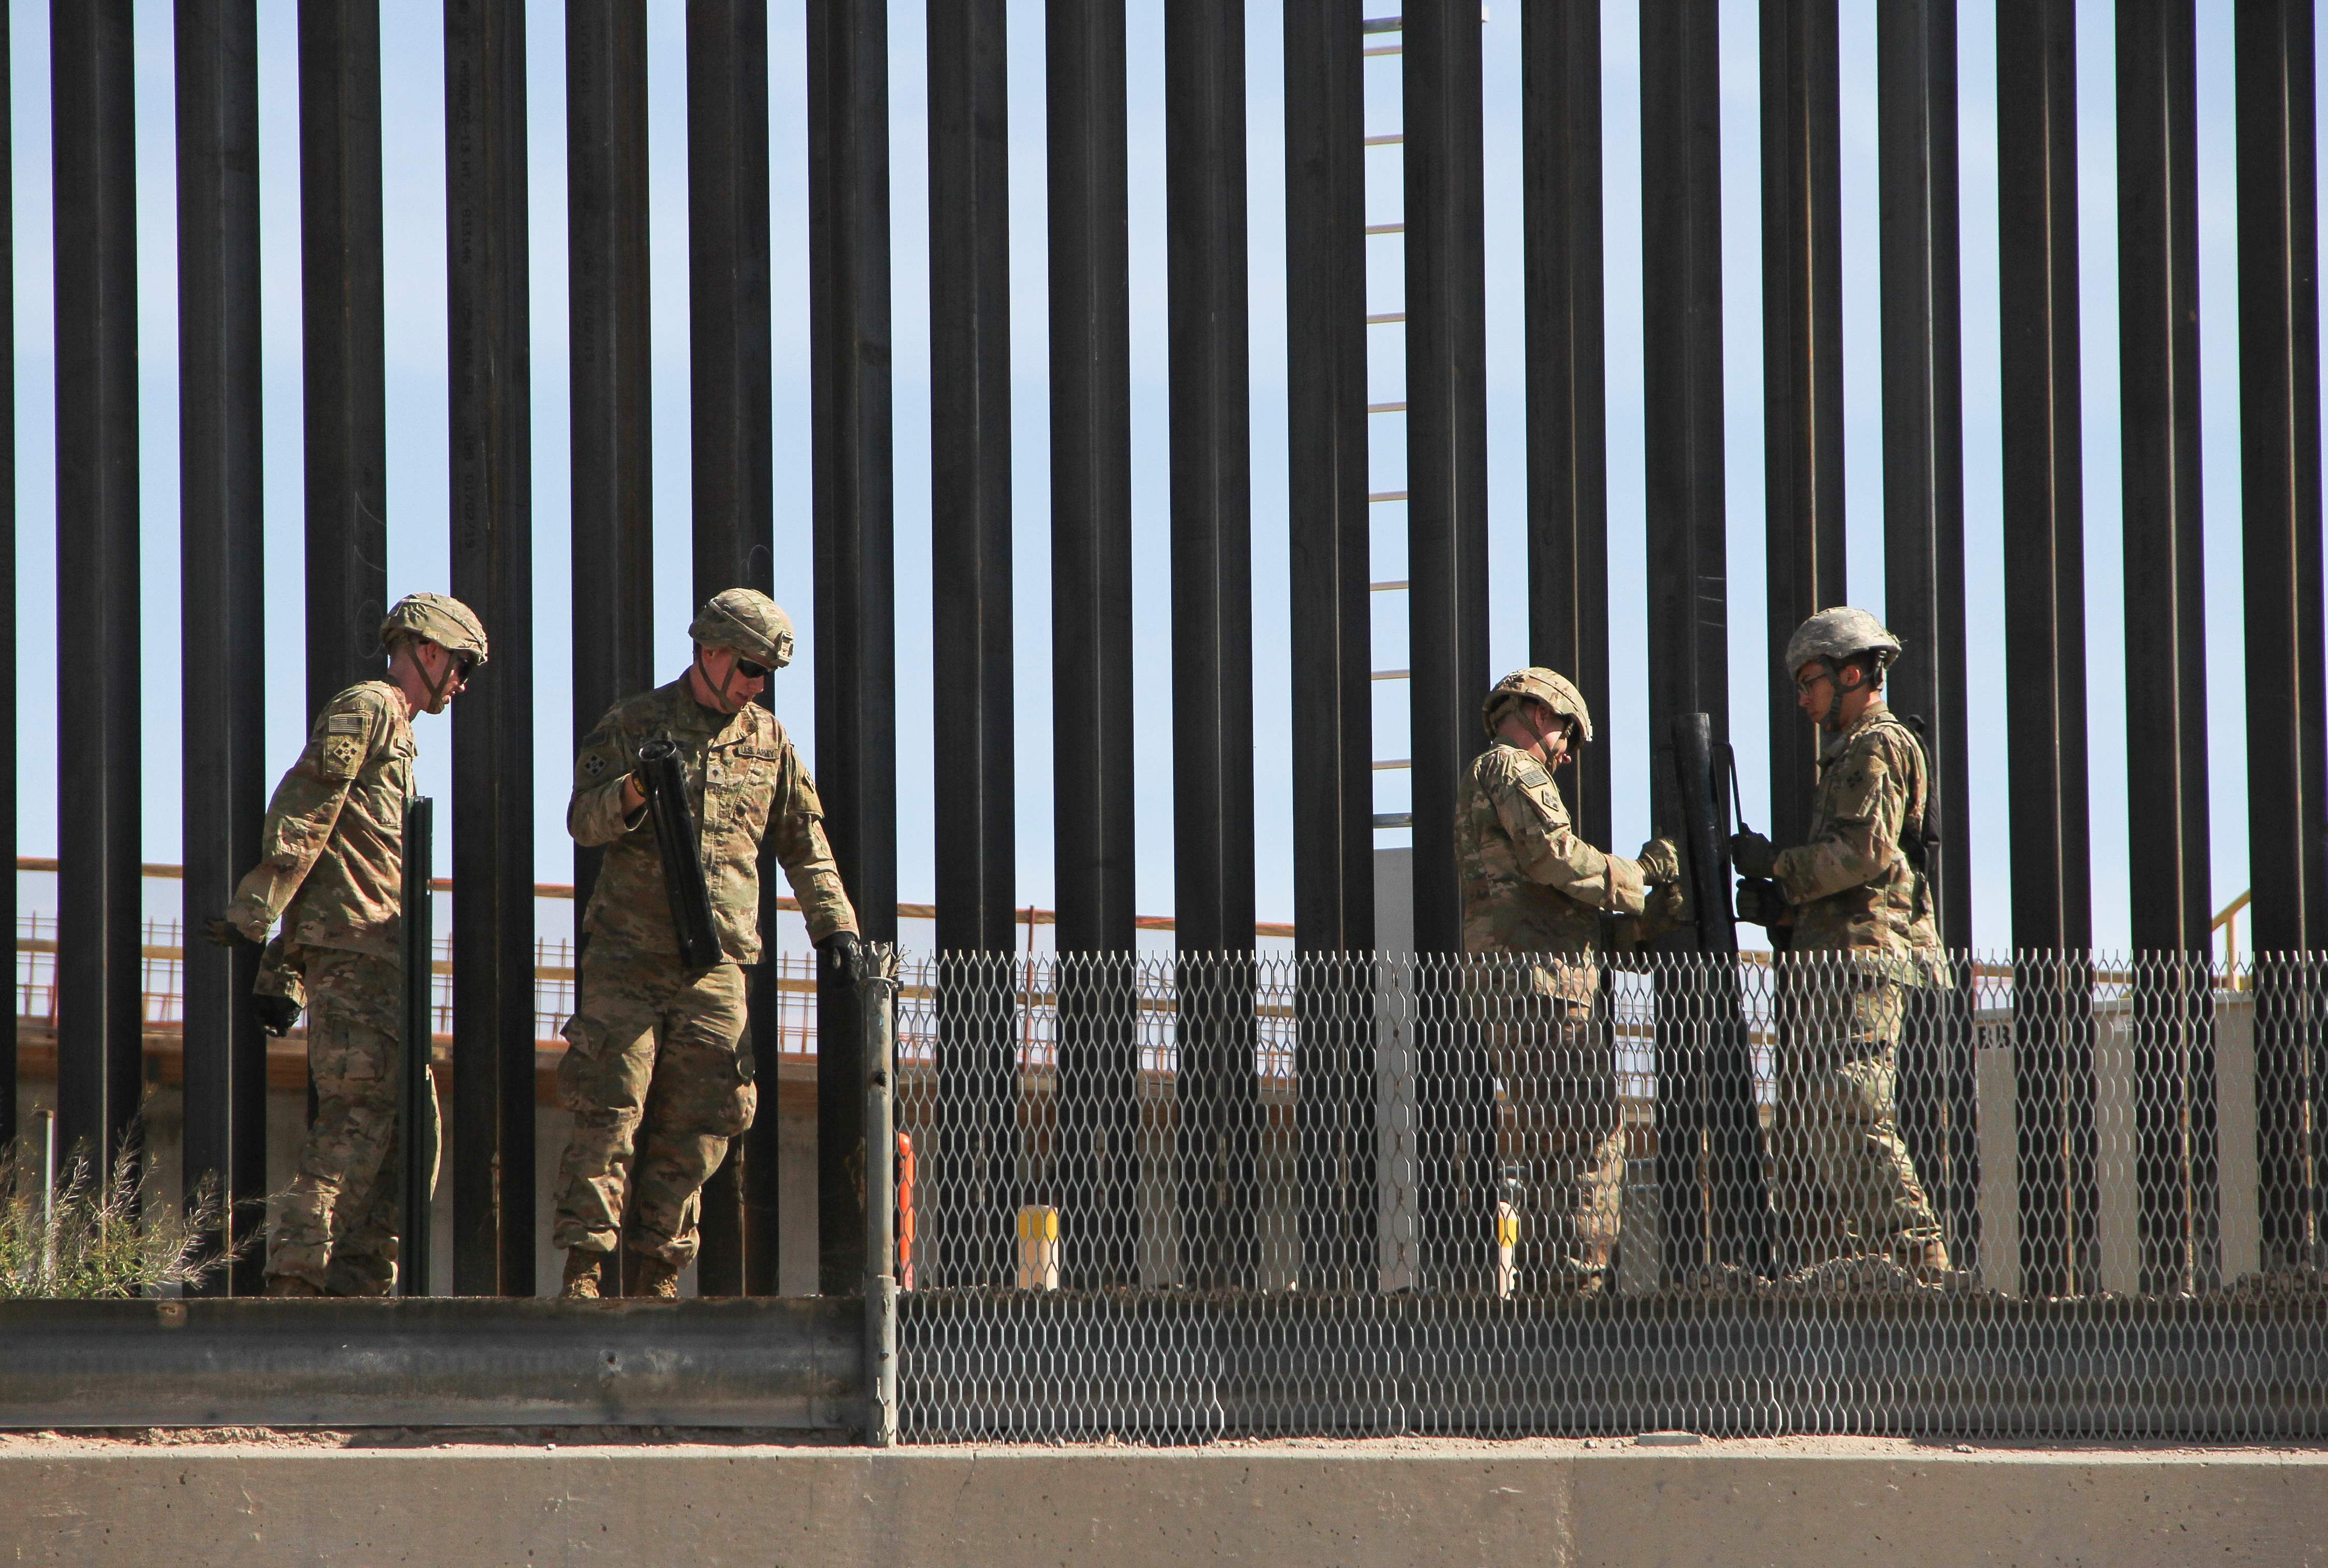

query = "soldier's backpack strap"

[{"left": 1900, "top": 714, "right": 1939, "bottom": 922}]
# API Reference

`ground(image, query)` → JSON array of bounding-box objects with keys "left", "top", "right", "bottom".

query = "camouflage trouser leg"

[
  {"left": 269, "top": 948, "right": 432, "bottom": 1294},
  {"left": 552, "top": 950, "right": 754, "bottom": 1268},
  {"left": 1771, "top": 975, "right": 1946, "bottom": 1272},
  {"left": 1490, "top": 997, "right": 1625, "bottom": 1292}
]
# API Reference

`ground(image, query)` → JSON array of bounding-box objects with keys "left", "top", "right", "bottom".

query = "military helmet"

[
  {"left": 689, "top": 588, "right": 796, "bottom": 670},
  {"left": 1783, "top": 606, "right": 1901, "bottom": 680},
  {"left": 1481, "top": 667, "right": 1595, "bottom": 743},
  {"left": 380, "top": 592, "right": 489, "bottom": 668}
]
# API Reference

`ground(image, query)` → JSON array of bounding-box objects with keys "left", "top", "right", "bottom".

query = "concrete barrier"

[{"left": 3, "top": 1442, "right": 2322, "bottom": 1567}]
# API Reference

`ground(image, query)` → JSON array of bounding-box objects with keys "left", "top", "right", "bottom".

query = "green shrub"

[{"left": 0, "top": 1136, "right": 249, "bottom": 1299}]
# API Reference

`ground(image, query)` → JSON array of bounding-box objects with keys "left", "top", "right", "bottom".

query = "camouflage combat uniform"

[
  {"left": 1769, "top": 699, "right": 1948, "bottom": 1273},
  {"left": 1457, "top": 740, "right": 1661, "bottom": 1292},
  {"left": 219, "top": 681, "right": 430, "bottom": 1295},
  {"left": 553, "top": 677, "right": 859, "bottom": 1269}
]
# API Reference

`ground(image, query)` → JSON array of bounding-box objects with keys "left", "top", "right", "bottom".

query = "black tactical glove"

[
  {"left": 819, "top": 929, "right": 869, "bottom": 987},
  {"left": 253, "top": 993, "right": 304, "bottom": 1038},
  {"left": 1729, "top": 829, "right": 1776, "bottom": 881},
  {"left": 204, "top": 914, "right": 259, "bottom": 950},
  {"left": 1734, "top": 877, "right": 1786, "bottom": 929}
]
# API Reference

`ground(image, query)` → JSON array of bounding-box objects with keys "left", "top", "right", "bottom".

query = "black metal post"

[
  {"left": 0, "top": 5, "right": 14, "bottom": 1161},
  {"left": 399, "top": 798, "right": 436, "bottom": 1295},
  {"left": 2236, "top": 0, "right": 2327, "bottom": 1273},
  {"left": 1285, "top": 0, "right": 1375, "bottom": 1292},
  {"left": 1047, "top": 0, "right": 1140, "bottom": 1287},
  {"left": 1759, "top": 0, "right": 1845, "bottom": 850},
  {"left": 687, "top": 0, "right": 775, "bottom": 1297},
  {"left": 1877, "top": 0, "right": 1979, "bottom": 1268},
  {"left": 809, "top": 0, "right": 898, "bottom": 1295},
  {"left": 2118, "top": 0, "right": 2220, "bottom": 1295},
  {"left": 1521, "top": 0, "right": 1610, "bottom": 851},
  {"left": 1997, "top": 0, "right": 2098, "bottom": 1298},
  {"left": 50, "top": 0, "right": 142, "bottom": 1194},
  {"left": 926, "top": 0, "right": 1020, "bottom": 1289},
  {"left": 1165, "top": 0, "right": 1258, "bottom": 1289},
  {"left": 297, "top": 0, "right": 388, "bottom": 717},
  {"left": 569, "top": 0, "right": 657, "bottom": 1291},
  {"left": 1640, "top": 0, "right": 1732, "bottom": 1282},
  {"left": 1406, "top": 0, "right": 1489, "bottom": 957},
  {"left": 1878, "top": 0, "right": 1978, "bottom": 1272},
  {"left": 177, "top": 0, "right": 268, "bottom": 1295},
  {"left": 445, "top": 0, "right": 536, "bottom": 1296}
]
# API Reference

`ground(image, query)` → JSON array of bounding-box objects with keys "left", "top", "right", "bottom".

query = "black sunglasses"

[{"left": 734, "top": 657, "right": 774, "bottom": 681}]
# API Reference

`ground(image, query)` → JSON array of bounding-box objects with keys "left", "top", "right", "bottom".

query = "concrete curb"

[{"left": 2, "top": 1444, "right": 2323, "bottom": 1566}]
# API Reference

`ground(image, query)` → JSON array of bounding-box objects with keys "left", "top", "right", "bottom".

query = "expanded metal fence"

[{"left": 891, "top": 950, "right": 2328, "bottom": 1442}]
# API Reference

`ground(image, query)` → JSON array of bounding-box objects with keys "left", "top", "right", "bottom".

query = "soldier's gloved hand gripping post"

[
  {"left": 1727, "top": 608, "right": 1950, "bottom": 1280},
  {"left": 553, "top": 589, "right": 861, "bottom": 1300},
  {"left": 1456, "top": 667, "right": 1687, "bottom": 1295},
  {"left": 207, "top": 593, "right": 488, "bottom": 1297}
]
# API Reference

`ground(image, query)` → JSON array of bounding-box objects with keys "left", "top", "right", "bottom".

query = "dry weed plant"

[{"left": 0, "top": 1134, "right": 250, "bottom": 1298}]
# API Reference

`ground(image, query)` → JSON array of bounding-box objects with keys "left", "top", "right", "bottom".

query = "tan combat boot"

[
  {"left": 629, "top": 1252, "right": 680, "bottom": 1301},
  {"left": 560, "top": 1249, "right": 609, "bottom": 1301}
]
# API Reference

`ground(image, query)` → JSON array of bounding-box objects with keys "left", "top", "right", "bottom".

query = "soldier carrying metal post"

[
  {"left": 1457, "top": 668, "right": 1687, "bottom": 1294},
  {"left": 1730, "top": 608, "right": 1951, "bottom": 1280},
  {"left": 552, "top": 589, "right": 863, "bottom": 1300},
  {"left": 206, "top": 593, "right": 488, "bottom": 1297}
]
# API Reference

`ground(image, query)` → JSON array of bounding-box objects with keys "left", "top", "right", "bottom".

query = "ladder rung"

[
  {"left": 1369, "top": 490, "right": 1409, "bottom": 502},
  {"left": 1371, "top": 580, "right": 1409, "bottom": 591},
  {"left": 1364, "top": 223, "right": 1405, "bottom": 236},
  {"left": 1372, "top": 812, "right": 1415, "bottom": 829},
  {"left": 1372, "top": 670, "right": 1410, "bottom": 681},
  {"left": 1363, "top": 134, "right": 1404, "bottom": 147},
  {"left": 1373, "top": 759, "right": 1413, "bottom": 771},
  {"left": 1361, "top": 17, "right": 1403, "bottom": 34},
  {"left": 1367, "top": 402, "right": 1408, "bottom": 414},
  {"left": 1367, "top": 313, "right": 1407, "bottom": 324},
  {"left": 1363, "top": 44, "right": 1404, "bottom": 56}
]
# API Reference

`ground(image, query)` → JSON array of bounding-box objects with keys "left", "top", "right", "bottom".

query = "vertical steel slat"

[
  {"left": 1521, "top": 0, "right": 1611, "bottom": 852},
  {"left": 1639, "top": 0, "right": 1732, "bottom": 1281},
  {"left": 1758, "top": 0, "right": 1845, "bottom": 851},
  {"left": 445, "top": 0, "right": 537, "bottom": 1295},
  {"left": 927, "top": 0, "right": 1019, "bottom": 1288},
  {"left": 809, "top": 0, "right": 898, "bottom": 1295},
  {"left": 1165, "top": 0, "right": 1258, "bottom": 1290},
  {"left": 1405, "top": 0, "right": 1492, "bottom": 1290},
  {"left": 0, "top": 4, "right": 14, "bottom": 1160},
  {"left": 1997, "top": 0, "right": 2098, "bottom": 1299},
  {"left": 568, "top": 0, "right": 657, "bottom": 1291},
  {"left": 1286, "top": 0, "right": 1373, "bottom": 956},
  {"left": 1877, "top": 0, "right": 1978, "bottom": 1268},
  {"left": 2117, "top": 0, "right": 2220, "bottom": 1295},
  {"left": 177, "top": 0, "right": 267, "bottom": 1295},
  {"left": 2236, "top": 0, "right": 2327, "bottom": 1273},
  {"left": 50, "top": 0, "right": 142, "bottom": 1195},
  {"left": 687, "top": 0, "right": 775, "bottom": 1298},
  {"left": 297, "top": 0, "right": 389, "bottom": 720},
  {"left": 1045, "top": 0, "right": 1140, "bottom": 1287},
  {"left": 1285, "top": 0, "right": 1374, "bottom": 1292},
  {"left": 1404, "top": 0, "right": 1489, "bottom": 958}
]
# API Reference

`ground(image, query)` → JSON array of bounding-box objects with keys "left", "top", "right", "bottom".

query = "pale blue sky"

[{"left": 6, "top": 0, "right": 2311, "bottom": 953}]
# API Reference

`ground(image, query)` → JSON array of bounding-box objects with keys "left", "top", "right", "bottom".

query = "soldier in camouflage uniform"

[
  {"left": 1457, "top": 668, "right": 1686, "bottom": 1293},
  {"left": 1731, "top": 608, "right": 1949, "bottom": 1278},
  {"left": 207, "top": 594, "right": 488, "bottom": 1297},
  {"left": 553, "top": 589, "right": 862, "bottom": 1299}
]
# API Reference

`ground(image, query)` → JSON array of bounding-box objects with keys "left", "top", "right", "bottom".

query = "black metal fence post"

[
  {"left": 1521, "top": 0, "right": 1610, "bottom": 852},
  {"left": 1997, "top": 0, "right": 2099, "bottom": 1300},
  {"left": 1046, "top": 0, "right": 1140, "bottom": 1288},
  {"left": 50, "top": 0, "right": 143, "bottom": 1196},
  {"left": 0, "top": 3, "right": 14, "bottom": 1163},
  {"left": 687, "top": 0, "right": 776, "bottom": 1297},
  {"left": 2236, "top": 0, "right": 2328, "bottom": 1273},
  {"left": 809, "top": 0, "right": 899, "bottom": 1296},
  {"left": 176, "top": 0, "right": 267, "bottom": 1295},
  {"left": 1758, "top": 0, "right": 1845, "bottom": 853},
  {"left": 445, "top": 0, "right": 537, "bottom": 1295}
]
